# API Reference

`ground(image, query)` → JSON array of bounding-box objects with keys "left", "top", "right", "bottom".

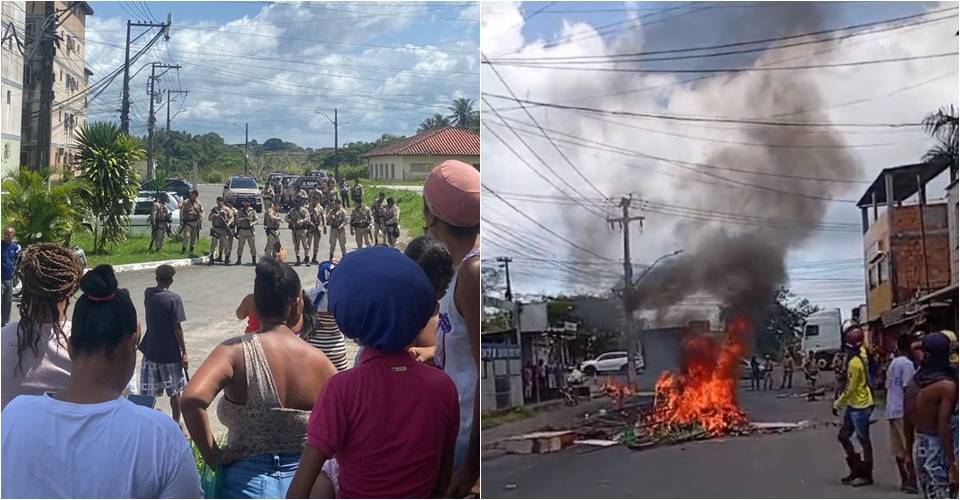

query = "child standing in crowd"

[
  {"left": 304, "top": 260, "right": 350, "bottom": 371},
  {"left": 404, "top": 235, "right": 454, "bottom": 361},
  {"left": 2, "top": 265, "right": 202, "bottom": 498},
  {"left": 138, "top": 265, "right": 189, "bottom": 427},
  {"left": 288, "top": 247, "right": 459, "bottom": 499}
]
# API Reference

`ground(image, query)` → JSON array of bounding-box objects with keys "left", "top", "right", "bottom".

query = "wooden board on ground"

[{"left": 499, "top": 430, "right": 578, "bottom": 454}]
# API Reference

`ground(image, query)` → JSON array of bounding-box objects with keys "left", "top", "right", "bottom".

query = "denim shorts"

[
  {"left": 843, "top": 406, "right": 873, "bottom": 441},
  {"left": 218, "top": 452, "right": 301, "bottom": 499}
]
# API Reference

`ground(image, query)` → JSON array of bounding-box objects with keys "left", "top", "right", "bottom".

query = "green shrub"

[
  {"left": 339, "top": 164, "right": 368, "bottom": 181},
  {"left": 205, "top": 171, "right": 223, "bottom": 184}
]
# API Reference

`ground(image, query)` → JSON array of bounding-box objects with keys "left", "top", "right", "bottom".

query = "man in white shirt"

[{"left": 886, "top": 334, "right": 918, "bottom": 494}]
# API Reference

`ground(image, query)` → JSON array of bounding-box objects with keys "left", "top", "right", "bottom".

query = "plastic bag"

[{"left": 199, "top": 460, "right": 220, "bottom": 499}]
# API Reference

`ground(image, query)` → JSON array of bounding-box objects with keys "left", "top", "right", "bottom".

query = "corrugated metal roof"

[{"left": 362, "top": 127, "right": 479, "bottom": 158}]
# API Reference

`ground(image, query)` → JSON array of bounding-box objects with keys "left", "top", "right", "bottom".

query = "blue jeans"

[
  {"left": 842, "top": 405, "right": 873, "bottom": 441},
  {"left": 218, "top": 453, "right": 300, "bottom": 499}
]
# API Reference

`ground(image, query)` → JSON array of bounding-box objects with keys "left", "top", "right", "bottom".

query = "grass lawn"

[
  {"left": 360, "top": 180, "right": 424, "bottom": 237},
  {"left": 369, "top": 178, "right": 424, "bottom": 186},
  {"left": 73, "top": 232, "right": 212, "bottom": 268},
  {"left": 481, "top": 406, "right": 537, "bottom": 430}
]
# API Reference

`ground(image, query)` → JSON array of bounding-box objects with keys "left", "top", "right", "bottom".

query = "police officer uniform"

[
  {"left": 150, "top": 195, "right": 171, "bottom": 251},
  {"left": 285, "top": 198, "right": 312, "bottom": 266},
  {"left": 307, "top": 199, "right": 326, "bottom": 264},
  {"left": 371, "top": 194, "right": 387, "bottom": 245},
  {"left": 350, "top": 202, "right": 373, "bottom": 249},
  {"left": 326, "top": 201, "right": 347, "bottom": 260},
  {"left": 180, "top": 193, "right": 204, "bottom": 253},
  {"left": 263, "top": 202, "right": 282, "bottom": 258},
  {"left": 236, "top": 201, "right": 258, "bottom": 264}
]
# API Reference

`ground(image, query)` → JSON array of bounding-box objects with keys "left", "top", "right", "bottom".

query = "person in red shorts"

[{"left": 287, "top": 247, "right": 459, "bottom": 499}]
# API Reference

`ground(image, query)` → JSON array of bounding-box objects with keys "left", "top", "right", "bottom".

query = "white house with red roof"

[{"left": 362, "top": 126, "right": 479, "bottom": 181}]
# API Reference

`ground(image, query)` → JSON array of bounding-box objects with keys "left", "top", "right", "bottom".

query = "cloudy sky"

[
  {"left": 83, "top": 1, "right": 480, "bottom": 146},
  {"left": 481, "top": 1, "right": 959, "bottom": 317}
]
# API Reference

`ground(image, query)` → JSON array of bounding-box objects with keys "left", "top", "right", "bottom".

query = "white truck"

[{"left": 801, "top": 308, "right": 843, "bottom": 370}]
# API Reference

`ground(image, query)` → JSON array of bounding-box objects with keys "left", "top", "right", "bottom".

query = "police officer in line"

[
  {"left": 306, "top": 194, "right": 326, "bottom": 265},
  {"left": 371, "top": 192, "right": 387, "bottom": 245},
  {"left": 350, "top": 179, "right": 364, "bottom": 206},
  {"left": 285, "top": 196, "right": 312, "bottom": 266},
  {"left": 350, "top": 199, "right": 373, "bottom": 249},
  {"left": 149, "top": 192, "right": 171, "bottom": 252},
  {"left": 180, "top": 189, "right": 204, "bottom": 254},
  {"left": 383, "top": 197, "right": 400, "bottom": 248},
  {"left": 235, "top": 198, "right": 258, "bottom": 265},
  {"left": 209, "top": 197, "right": 234, "bottom": 265},
  {"left": 263, "top": 199, "right": 282, "bottom": 258},
  {"left": 326, "top": 198, "right": 347, "bottom": 261}
]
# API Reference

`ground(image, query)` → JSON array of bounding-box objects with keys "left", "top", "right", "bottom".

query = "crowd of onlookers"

[{"left": 0, "top": 160, "right": 481, "bottom": 499}]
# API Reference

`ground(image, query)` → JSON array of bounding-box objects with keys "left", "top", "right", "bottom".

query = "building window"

[
  {"left": 868, "top": 264, "right": 877, "bottom": 289},
  {"left": 878, "top": 256, "right": 888, "bottom": 284},
  {"left": 3, "top": 144, "right": 9, "bottom": 160},
  {"left": 391, "top": 163, "right": 395, "bottom": 178},
  {"left": 5, "top": 90, "right": 9, "bottom": 105}
]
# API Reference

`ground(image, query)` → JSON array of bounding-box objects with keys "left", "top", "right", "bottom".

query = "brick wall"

[{"left": 891, "top": 203, "right": 951, "bottom": 303}]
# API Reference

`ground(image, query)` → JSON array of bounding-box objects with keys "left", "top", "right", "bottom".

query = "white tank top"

[{"left": 436, "top": 247, "right": 479, "bottom": 467}]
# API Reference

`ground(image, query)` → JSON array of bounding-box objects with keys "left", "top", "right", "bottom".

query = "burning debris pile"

[{"left": 646, "top": 316, "right": 751, "bottom": 438}]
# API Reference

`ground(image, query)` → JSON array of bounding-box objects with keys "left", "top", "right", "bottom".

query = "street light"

[
  {"left": 629, "top": 249, "right": 683, "bottom": 384},
  {"left": 633, "top": 249, "right": 683, "bottom": 287}
]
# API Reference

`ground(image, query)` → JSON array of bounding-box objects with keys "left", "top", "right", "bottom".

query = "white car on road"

[
  {"left": 129, "top": 191, "right": 181, "bottom": 236},
  {"left": 580, "top": 351, "right": 643, "bottom": 376}
]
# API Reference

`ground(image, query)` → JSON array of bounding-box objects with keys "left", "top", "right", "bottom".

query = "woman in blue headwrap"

[{"left": 288, "top": 247, "right": 460, "bottom": 499}]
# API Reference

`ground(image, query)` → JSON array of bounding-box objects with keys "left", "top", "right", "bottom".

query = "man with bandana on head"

[
  {"left": 912, "top": 331, "right": 958, "bottom": 498},
  {"left": 833, "top": 326, "right": 875, "bottom": 488}
]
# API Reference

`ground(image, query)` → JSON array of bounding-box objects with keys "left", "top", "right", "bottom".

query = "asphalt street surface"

[
  {"left": 8, "top": 183, "right": 420, "bottom": 433},
  {"left": 482, "top": 374, "right": 911, "bottom": 499}
]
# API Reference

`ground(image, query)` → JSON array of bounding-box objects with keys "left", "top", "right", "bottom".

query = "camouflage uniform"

[
  {"left": 350, "top": 203, "right": 373, "bottom": 249},
  {"left": 351, "top": 182, "right": 364, "bottom": 205},
  {"left": 150, "top": 199, "right": 171, "bottom": 251},
  {"left": 383, "top": 204, "right": 400, "bottom": 248},
  {"left": 263, "top": 204, "right": 282, "bottom": 258},
  {"left": 180, "top": 199, "right": 204, "bottom": 253},
  {"left": 370, "top": 196, "right": 387, "bottom": 245},
  {"left": 209, "top": 204, "right": 234, "bottom": 263},
  {"left": 326, "top": 205, "right": 347, "bottom": 260},
  {"left": 285, "top": 201, "right": 312, "bottom": 265},
  {"left": 236, "top": 204, "right": 258, "bottom": 263},
  {"left": 263, "top": 185, "right": 275, "bottom": 206},
  {"left": 307, "top": 200, "right": 326, "bottom": 263}
]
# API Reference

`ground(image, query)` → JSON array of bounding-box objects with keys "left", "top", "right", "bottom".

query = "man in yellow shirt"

[{"left": 833, "top": 326, "right": 875, "bottom": 488}]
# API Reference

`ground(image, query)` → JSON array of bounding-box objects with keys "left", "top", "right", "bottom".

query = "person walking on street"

[
  {"left": 326, "top": 199, "right": 347, "bottom": 261},
  {"left": 209, "top": 197, "right": 234, "bottom": 266},
  {"left": 750, "top": 356, "right": 761, "bottom": 391},
  {"left": 804, "top": 350, "right": 821, "bottom": 401},
  {"left": 834, "top": 326, "right": 876, "bottom": 488},
  {"left": 423, "top": 159, "right": 481, "bottom": 497},
  {"left": 1, "top": 265, "right": 202, "bottom": 499},
  {"left": 349, "top": 200, "right": 373, "bottom": 249},
  {"left": 1, "top": 243, "right": 83, "bottom": 408},
  {"left": 138, "top": 265, "right": 189, "bottom": 427},
  {"left": 180, "top": 189, "right": 203, "bottom": 254},
  {"left": 149, "top": 193, "right": 171, "bottom": 252},
  {"left": 886, "top": 335, "right": 918, "bottom": 493},
  {"left": 383, "top": 197, "right": 400, "bottom": 248},
  {"left": 781, "top": 350, "right": 795, "bottom": 389},
  {"left": 339, "top": 179, "right": 349, "bottom": 207},
  {"left": 763, "top": 355, "right": 775, "bottom": 390},
  {"left": 1, "top": 227, "right": 22, "bottom": 326},
  {"left": 350, "top": 179, "right": 363, "bottom": 206},
  {"left": 235, "top": 199, "right": 258, "bottom": 265},
  {"left": 307, "top": 197, "right": 326, "bottom": 265},
  {"left": 371, "top": 192, "right": 387, "bottom": 245},
  {"left": 263, "top": 201, "right": 281, "bottom": 259},
  {"left": 285, "top": 197, "right": 312, "bottom": 267}
]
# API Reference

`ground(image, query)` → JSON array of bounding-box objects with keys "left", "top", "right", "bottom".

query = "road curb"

[{"left": 85, "top": 255, "right": 210, "bottom": 274}]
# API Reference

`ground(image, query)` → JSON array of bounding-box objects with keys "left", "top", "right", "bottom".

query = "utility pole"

[
  {"left": 607, "top": 195, "right": 644, "bottom": 387},
  {"left": 315, "top": 108, "right": 340, "bottom": 179},
  {"left": 164, "top": 89, "right": 188, "bottom": 176},
  {"left": 244, "top": 123, "right": 249, "bottom": 175},
  {"left": 146, "top": 62, "right": 180, "bottom": 180},
  {"left": 497, "top": 256, "right": 513, "bottom": 302},
  {"left": 35, "top": 2, "right": 55, "bottom": 171},
  {"left": 121, "top": 17, "right": 172, "bottom": 134}
]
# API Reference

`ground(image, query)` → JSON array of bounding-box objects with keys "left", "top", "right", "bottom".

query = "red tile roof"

[{"left": 362, "top": 127, "right": 479, "bottom": 158}]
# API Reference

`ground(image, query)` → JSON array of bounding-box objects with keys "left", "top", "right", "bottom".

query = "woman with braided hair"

[{"left": 1, "top": 243, "right": 82, "bottom": 409}]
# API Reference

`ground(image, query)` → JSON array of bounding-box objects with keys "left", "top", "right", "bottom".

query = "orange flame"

[
  {"left": 648, "top": 316, "right": 750, "bottom": 435},
  {"left": 602, "top": 377, "right": 637, "bottom": 407}
]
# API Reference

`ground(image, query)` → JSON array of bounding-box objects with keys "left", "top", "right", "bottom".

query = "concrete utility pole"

[
  {"left": 164, "top": 89, "right": 188, "bottom": 176},
  {"left": 121, "top": 16, "right": 172, "bottom": 134},
  {"left": 315, "top": 108, "right": 340, "bottom": 179},
  {"left": 244, "top": 123, "right": 249, "bottom": 175},
  {"left": 497, "top": 256, "right": 513, "bottom": 302},
  {"left": 607, "top": 195, "right": 644, "bottom": 387},
  {"left": 35, "top": 2, "right": 55, "bottom": 171},
  {"left": 146, "top": 62, "right": 180, "bottom": 180}
]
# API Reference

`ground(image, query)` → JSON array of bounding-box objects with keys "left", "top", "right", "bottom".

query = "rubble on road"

[
  {"left": 776, "top": 389, "right": 826, "bottom": 399},
  {"left": 497, "top": 430, "right": 579, "bottom": 454}
]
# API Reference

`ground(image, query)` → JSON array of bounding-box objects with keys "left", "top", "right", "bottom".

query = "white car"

[
  {"left": 580, "top": 351, "right": 643, "bottom": 376},
  {"left": 129, "top": 191, "right": 181, "bottom": 236}
]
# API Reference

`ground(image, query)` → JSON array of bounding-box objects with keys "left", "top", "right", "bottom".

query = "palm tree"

[
  {"left": 1, "top": 168, "right": 91, "bottom": 246},
  {"left": 921, "top": 105, "right": 958, "bottom": 169},
  {"left": 447, "top": 97, "right": 476, "bottom": 128},
  {"left": 418, "top": 113, "right": 451, "bottom": 133},
  {"left": 75, "top": 121, "right": 145, "bottom": 254}
]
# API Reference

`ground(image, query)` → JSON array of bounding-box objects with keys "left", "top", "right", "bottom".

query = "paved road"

[
  {"left": 482, "top": 378, "right": 910, "bottom": 499},
  {"left": 8, "top": 183, "right": 422, "bottom": 434}
]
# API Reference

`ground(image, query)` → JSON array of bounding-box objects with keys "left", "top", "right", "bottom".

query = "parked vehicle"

[
  {"left": 129, "top": 191, "right": 181, "bottom": 236},
  {"left": 139, "top": 177, "right": 193, "bottom": 200},
  {"left": 266, "top": 172, "right": 288, "bottom": 188},
  {"left": 580, "top": 351, "right": 643, "bottom": 376},
  {"left": 801, "top": 308, "right": 843, "bottom": 370},
  {"left": 298, "top": 175, "right": 325, "bottom": 197},
  {"left": 222, "top": 175, "right": 263, "bottom": 212},
  {"left": 306, "top": 170, "right": 327, "bottom": 178}
]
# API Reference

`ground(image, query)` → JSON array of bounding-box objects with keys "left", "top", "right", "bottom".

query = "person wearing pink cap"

[{"left": 422, "top": 159, "right": 480, "bottom": 497}]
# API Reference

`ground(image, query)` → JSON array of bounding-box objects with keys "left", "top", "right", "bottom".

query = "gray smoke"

[{"left": 567, "top": 3, "right": 865, "bottom": 315}]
